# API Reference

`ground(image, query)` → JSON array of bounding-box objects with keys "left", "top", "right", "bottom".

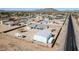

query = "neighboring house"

[{"left": 0, "top": 20, "right": 3, "bottom": 25}]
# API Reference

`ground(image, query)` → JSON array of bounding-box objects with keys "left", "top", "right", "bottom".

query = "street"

[{"left": 64, "top": 14, "right": 78, "bottom": 51}]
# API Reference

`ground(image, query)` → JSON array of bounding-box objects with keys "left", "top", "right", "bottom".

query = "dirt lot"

[
  {"left": 0, "top": 21, "right": 68, "bottom": 51},
  {"left": 0, "top": 20, "right": 68, "bottom": 51},
  {"left": 0, "top": 17, "right": 67, "bottom": 51},
  {"left": 0, "top": 34, "right": 55, "bottom": 51}
]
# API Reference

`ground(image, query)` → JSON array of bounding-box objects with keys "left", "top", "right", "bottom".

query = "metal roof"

[{"left": 35, "top": 30, "right": 52, "bottom": 38}]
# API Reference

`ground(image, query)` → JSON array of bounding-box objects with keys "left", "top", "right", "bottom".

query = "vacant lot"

[{"left": 0, "top": 34, "right": 55, "bottom": 51}]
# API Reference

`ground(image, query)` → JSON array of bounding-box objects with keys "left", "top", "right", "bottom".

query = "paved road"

[{"left": 64, "top": 15, "right": 78, "bottom": 51}]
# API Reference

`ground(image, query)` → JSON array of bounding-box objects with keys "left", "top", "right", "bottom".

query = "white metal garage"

[{"left": 33, "top": 30, "right": 53, "bottom": 44}]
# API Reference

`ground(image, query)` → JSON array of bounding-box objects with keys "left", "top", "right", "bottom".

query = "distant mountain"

[
  {"left": 0, "top": 8, "right": 38, "bottom": 12},
  {"left": 60, "top": 10, "right": 79, "bottom": 12},
  {"left": 0, "top": 8, "right": 79, "bottom": 12},
  {"left": 0, "top": 10, "right": 6, "bottom": 12},
  {"left": 0, "top": 8, "right": 58, "bottom": 12},
  {"left": 66, "top": 10, "right": 79, "bottom": 12},
  {"left": 33, "top": 8, "right": 58, "bottom": 12},
  {"left": 56, "top": 8, "right": 79, "bottom": 12}
]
